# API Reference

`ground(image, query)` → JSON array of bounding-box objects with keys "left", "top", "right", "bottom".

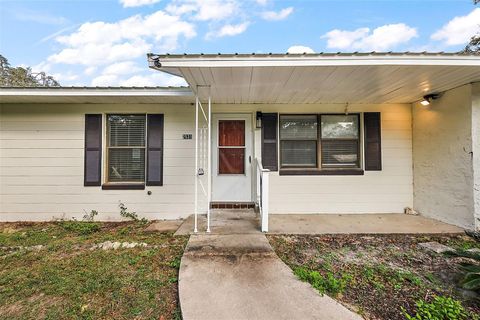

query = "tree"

[
  {"left": 461, "top": 35, "right": 480, "bottom": 54},
  {"left": 459, "top": 1, "right": 480, "bottom": 53},
  {"left": 0, "top": 54, "right": 60, "bottom": 87}
]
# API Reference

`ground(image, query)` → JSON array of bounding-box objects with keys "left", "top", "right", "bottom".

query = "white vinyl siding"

[
  {"left": 0, "top": 104, "right": 194, "bottom": 221},
  {"left": 1, "top": 102, "right": 413, "bottom": 221}
]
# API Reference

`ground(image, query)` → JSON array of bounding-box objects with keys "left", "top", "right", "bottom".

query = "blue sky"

[{"left": 0, "top": 0, "right": 478, "bottom": 86}]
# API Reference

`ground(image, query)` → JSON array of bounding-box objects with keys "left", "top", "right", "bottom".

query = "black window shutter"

[
  {"left": 364, "top": 112, "right": 382, "bottom": 171},
  {"left": 262, "top": 113, "right": 278, "bottom": 171},
  {"left": 146, "top": 114, "right": 164, "bottom": 186},
  {"left": 84, "top": 114, "right": 102, "bottom": 186}
]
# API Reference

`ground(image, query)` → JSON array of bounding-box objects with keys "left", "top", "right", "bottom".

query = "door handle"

[{"left": 249, "top": 156, "right": 251, "bottom": 163}]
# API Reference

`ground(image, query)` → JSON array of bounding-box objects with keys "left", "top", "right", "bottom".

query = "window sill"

[
  {"left": 279, "top": 168, "right": 364, "bottom": 176},
  {"left": 102, "top": 183, "right": 145, "bottom": 190}
]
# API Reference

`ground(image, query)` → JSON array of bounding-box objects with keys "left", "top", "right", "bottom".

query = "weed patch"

[
  {"left": 57, "top": 221, "right": 101, "bottom": 235},
  {"left": 294, "top": 266, "right": 351, "bottom": 297},
  {"left": 268, "top": 234, "right": 480, "bottom": 320}
]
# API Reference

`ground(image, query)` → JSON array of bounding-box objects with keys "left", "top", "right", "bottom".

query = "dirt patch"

[{"left": 268, "top": 234, "right": 480, "bottom": 320}]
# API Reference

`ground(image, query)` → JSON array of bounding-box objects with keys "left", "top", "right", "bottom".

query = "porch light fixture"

[
  {"left": 256, "top": 111, "right": 262, "bottom": 128},
  {"left": 420, "top": 93, "right": 440, "bottom": 106}
]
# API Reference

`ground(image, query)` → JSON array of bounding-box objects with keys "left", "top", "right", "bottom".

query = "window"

[
  {"left": 107, "top": 114, "right": 146, "bottom": 183},
  {"left": 218, "top": 120, "right": 245, "bottom": 174},
  {"left": 280, "top": 115, "right": 318, "bottom": 167},
  {"left": 279, "top": 114, "right": 361, "bottom": 170},
  {"left": 320, "top": 115, "right": 360, "bottom": 168}
]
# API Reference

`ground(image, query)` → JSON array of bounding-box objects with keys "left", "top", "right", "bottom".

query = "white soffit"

[
  {"left": 0, "top": 87, "right": 195, "bottom": 104},
  {"left": 149, "top": 53, "right": 480, "bottom": 104}
]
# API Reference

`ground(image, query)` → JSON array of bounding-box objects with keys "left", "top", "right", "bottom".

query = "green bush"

[
  {"left": 58, "top": 221, "right": 101, "bottom": 235},
  {"left": 119, "top": 202, "right": 148, "bottom": 224},
  {"left": 402, "top": 296, "right": 470, "bottom": 320},
  {"left": 294, "top": 266, "right": 351, "bottom": 297},
  {"left": 445, "top": 249, "right": 480, "bottom": 294}
]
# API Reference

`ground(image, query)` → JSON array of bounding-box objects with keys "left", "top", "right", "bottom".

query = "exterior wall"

[
  {"left": 472, "top": 82, "right": 480, "bottom": 230},
  {"left": 214, "top": 103, "right": 413, "bottom": 214},
  {"left": 1, "top": 102, "right": 413, "bottom": 221},
  {"left": 0, "top": 103, "right": 195, "bottom": 221},
  {"left": 412, "top": 84, "right": 475, "bottom": 229}
]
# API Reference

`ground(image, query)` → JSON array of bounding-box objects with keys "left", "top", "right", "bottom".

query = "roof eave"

[
  {"left": 153, "top": 54, "right": 480, "bottom": 68},
  {"left": 0, "top": 86, "right": 194, "bottom": 97}
]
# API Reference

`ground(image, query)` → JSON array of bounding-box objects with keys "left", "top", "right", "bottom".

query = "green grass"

[{"left": 0, "top": 222, "right": 188, "bottom": 320}]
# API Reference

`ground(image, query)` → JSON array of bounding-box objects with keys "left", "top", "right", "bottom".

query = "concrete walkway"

[
  {"left": 173, "top": 211, "right": 463, "bottom": 235},
  {"left": 268, "top": 213, "right": 463, "bottom": 234},
  {"left": 179, "top": 234, "right": 362, "bottom": 320}
]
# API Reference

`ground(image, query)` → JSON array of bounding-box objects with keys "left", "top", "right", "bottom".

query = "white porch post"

[
  {"left": 193, "top": 87, "right": 212, "bottom": 233},
  {"left": 261, "top": 170, "right": 269, "bottom": 232},
  {"left": 194, "top": 95, "right": 199, "bottom": 233},
  {"left": 207, "top": 94, "right": 212, "bottom": 233}
]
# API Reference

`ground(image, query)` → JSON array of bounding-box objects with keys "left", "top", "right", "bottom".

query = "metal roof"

[
  {"left": 150, "top": 52, "right": 478, "bottom": 58},
  {"left": 0, "top": 86, "right": 194, "bottom": 104}
]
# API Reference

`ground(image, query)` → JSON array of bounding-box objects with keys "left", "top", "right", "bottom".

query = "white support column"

[
  {"left": 207, "top": 94, "right": 212, "bottom": 233},
  {"left": 194, "top": 95, "right": 199, "bottom": 233},
  {"left": 261, "top": 171, "right": 269, "bottom": 232}
]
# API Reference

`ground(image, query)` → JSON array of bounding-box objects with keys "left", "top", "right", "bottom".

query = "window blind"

[
  {"left": 280, "top": 115, "right": 317, "bottom": 140},
  {"left": 321, "top": 115, "right": 360, "bottom": 168},
  {"left": 107, "top": 114, "right": 146, "bottom": 182}
]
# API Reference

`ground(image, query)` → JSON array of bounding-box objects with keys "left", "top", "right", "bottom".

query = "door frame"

[{"left": 211, "top": 113, "right": 254, "bottom": 202}]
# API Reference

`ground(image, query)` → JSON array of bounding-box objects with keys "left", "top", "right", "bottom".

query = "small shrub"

[
  {"left": 445, "top": 249, "right": 480, "bottom": 294},
  {"left": 119, "top": 202, "right": 148, "bottom": 224},
  {"left": 82, "top": 210, "right": 98, "bottom": 222},
  {"left": 294, "top": 266, "right": 351, "bottom": 297},
  {"left": 58, "top": 221, "right": 101, "bottom": 235},
  {"left": 402, "top": 296, "right": 469, "bottom": 320},
  {"left": 169, "top": 257, "right": 181, "bottom": 269}
]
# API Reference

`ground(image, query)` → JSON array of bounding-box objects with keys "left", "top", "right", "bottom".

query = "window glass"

[
  {"left": 281, "top": 141, "right": 317, "bottom": 167},
  {"left": 107, "top": 114, "right": 146, "bottom": 182},
  {"left": 218, "top": 120, "right": 245, "bottom": 174},
  {"left": 280, "top": 115, "right": 318, "bottom": 167},
  {"left": 280, "top": 115, "right": 317, "bottom": 140},
  {"left": 321, "top": 115, "right": 359, "bottom": 139},
  {"left": 321, "top": 115, "right": 360, "bottom": 168},
  {"left": 108, "top": 115, "right": 146, "bottom": 147}
]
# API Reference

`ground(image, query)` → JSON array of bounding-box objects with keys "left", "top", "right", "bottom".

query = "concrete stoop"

[{"left": 179, "top": 234, "right": 363, "bottom": 320}]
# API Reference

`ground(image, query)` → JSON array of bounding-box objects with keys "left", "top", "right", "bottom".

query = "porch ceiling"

[{"left": 149, "top": 53, "right": 480, "bottom": 104}]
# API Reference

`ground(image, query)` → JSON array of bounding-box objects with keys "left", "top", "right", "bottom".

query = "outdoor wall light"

[
  {"left": 256, "top": 111, "right": 262, "bottom": 128},
  {"left": 420, "top": 93, "right": 440, "bottom": 106}
]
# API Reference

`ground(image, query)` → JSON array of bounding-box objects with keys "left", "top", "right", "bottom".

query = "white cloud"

[
  {"left": 91, "top": 74, "right": 120, "bottom": 87},
  {"left": 121, "top": 73, "right": 187, "bottom": 86},
  {"left": 322, "top": 23, "right": 418, "bottom": 51},
  {"left": 166, "top": 0, "right": 239, "bottom": 21},
  {"left": 120, "top": 0, "right": 161, "bottom": 7},
  {"left": 84, "top": 67, "right": 97, "bottom": 75},
  {"left": 287, "top": 45, "right": 314, "bottom": 54},
  {"left": 431, "top": 8, "right": 480, "bottom": 46},
  {"left": 46, "top": 10, "right": 196, "bottom": 66},
  {"left": 102, "top": 61, "right": 142, "bottom": 76},
  {"left": 206, "top": 22, "right": 249, "bottom": 39},
  {"left": 91, "top": 71, "right": 187, "bottom": 87},
  {"left": 256, "top": 0, "right": 268, "bottom": 5},
  {"left": 261, "top": 7, "right": 293, "bottom": 21}
]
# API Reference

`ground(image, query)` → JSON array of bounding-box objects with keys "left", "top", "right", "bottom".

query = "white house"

[{"left": 1, "top": 52, "right": 480, "bottom": 232}]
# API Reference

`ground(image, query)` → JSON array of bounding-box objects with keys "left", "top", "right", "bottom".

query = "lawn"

[
  {"left": 0, "top": 221, "right": 188, "bottom": 320},
  {"left": 268, "top": 234, "right": 480, "bottom": 320}
]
